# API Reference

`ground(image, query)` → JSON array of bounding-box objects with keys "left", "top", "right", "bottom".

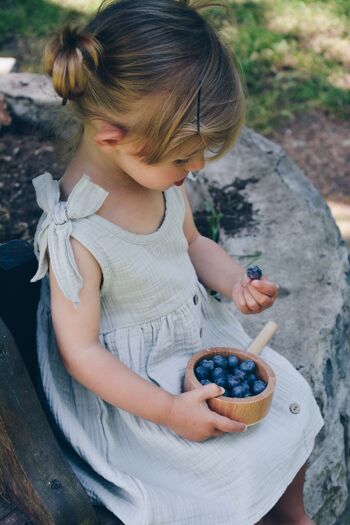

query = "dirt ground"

[
  {"left": 266, "top": 109, "right": 350, "bottom": 207},
  {"left": 0, "top": 108, "right": 349, "bottom": 245}
]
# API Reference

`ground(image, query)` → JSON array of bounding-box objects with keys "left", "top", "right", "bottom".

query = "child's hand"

[
  {"left": 165, "top": 383, "right": 247, "bottom": 442},
  {"left": 231, "top": 271, "right": 279, "bottom": 315}
]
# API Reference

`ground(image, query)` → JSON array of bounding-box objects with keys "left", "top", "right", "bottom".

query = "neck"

[{"left": 62, "top": 128, "right": 139, "bottom": 192}]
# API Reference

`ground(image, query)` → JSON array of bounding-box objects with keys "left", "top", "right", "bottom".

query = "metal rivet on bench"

[{"left": 49, "top": 479, "right": 62, "bottom": 490}]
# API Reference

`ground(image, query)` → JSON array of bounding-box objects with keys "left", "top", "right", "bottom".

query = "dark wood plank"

[
  {"left": 1, "top": 509, "right": 29, "bottom": 525},
  {"left": 0, "top": 494, "right": 123, "bottom": 525},
  {"left": 0, "top": 494, "right": 15, "bottom": 520},
  {"left": 0, "top": 318, "right": 98, "bottom": 525},
  {"left": 0, "top": 495, "right": 29, "bottom": 525}
]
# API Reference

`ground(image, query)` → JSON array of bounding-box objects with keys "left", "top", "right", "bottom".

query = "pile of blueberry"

[{"left": 194, "top": 354, "right": 267, "bottom": 398}]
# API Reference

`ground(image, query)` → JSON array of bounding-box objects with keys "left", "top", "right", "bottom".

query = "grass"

[{"left": 1, "top": 0, "right": 349, "bottom": 134}]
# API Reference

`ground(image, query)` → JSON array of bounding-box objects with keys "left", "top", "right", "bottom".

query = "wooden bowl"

[{"left": 184, "top": 347, "right": 276, "bottom": 427}]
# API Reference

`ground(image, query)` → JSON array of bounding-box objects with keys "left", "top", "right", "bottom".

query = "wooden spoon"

[{"left": 245, "top": 320, "right": 278, "bottom": 355}]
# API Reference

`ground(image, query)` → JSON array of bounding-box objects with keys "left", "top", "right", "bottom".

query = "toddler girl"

[{"left": 30, "top": 1, "right": 324, "bottom": 524}]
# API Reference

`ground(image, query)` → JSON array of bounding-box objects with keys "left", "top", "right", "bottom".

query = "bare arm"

[
  {"left": 49, "top": 237, "right": 174, "bottom": 426},
  {"left": 180, "top": 186, "right": 245, "bottom": 298},
  {"left": 180, "top": 185, "right": 278, "bottom": 313}
]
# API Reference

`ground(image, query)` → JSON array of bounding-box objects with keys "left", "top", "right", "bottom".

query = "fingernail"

[
  {"left": 241, "top": 425, "right": 248, "bottom": 432},
  {"left": 252, "top": 280, "right": 259, "bottom": 287}
]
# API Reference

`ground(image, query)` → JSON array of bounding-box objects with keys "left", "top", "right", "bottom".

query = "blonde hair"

[{"left": 43, "top": 0, "right": 247, "bottom": 165}]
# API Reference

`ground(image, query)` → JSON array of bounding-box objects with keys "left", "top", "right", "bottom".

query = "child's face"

[{"left": 114, "top": 139, "right": 206, "bottom": 191}]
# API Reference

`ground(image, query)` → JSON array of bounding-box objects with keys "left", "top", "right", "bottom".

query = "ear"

[{"left": 94, "top": 122, "right": 127, "bottom": 152}]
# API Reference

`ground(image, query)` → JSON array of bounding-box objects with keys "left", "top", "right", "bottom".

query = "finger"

[
  {"left": 243, "top": 286, "right": 260, "bottom": 313},
  {"left": 241, "top": 273, "right": 251, "bottom": 288},
  {"left": 246, "top": 283, "right": 274, "bottom": 309},
  {"left": 237, "top": 286, "right": 251, "bottom": 314},
  {"left": 250, "top": 277, "right": 279, "bottom": 298},
  {"left": 211, "top": 429, "right": 225, "bottom": 437},
  {"left": 197, "top": 382, "right": 224, "bottom": 401},
  {"left": 211, "top": 413, "right": 246, "bottom": 433}
]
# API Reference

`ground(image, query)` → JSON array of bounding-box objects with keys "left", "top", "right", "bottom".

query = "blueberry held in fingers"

[{"left": 246, "top": 265, "right": 263, "bottom": 280}]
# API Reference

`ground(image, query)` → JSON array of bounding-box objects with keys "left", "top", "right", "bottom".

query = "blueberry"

[
  {"left": 233, "top": 369, "right": 246, "bottom": 382},
  {"left": 231, "top": 385, "right": 245, "bottom": 398},
  {"left": 239, "top": 360, "right": 256, "bottom": 373},
  {"left": 246, "top": 373, "right": 257, "bottom": 385},
  {"left": 246, "top": 265, "right": 263, "bottom": 280},
  {"left": 195, "top": 365, "right": 210, "bottom": 381},
  {"left": 215, "top": 376, "right": 227, "bottom": 389},
  {"left": 227, "top": 355, "right": 239, "bottom": 369},
  {"left": 198, "top": 359, "right": 214, "bottom": 372},
  {"left": 226, "top": 374, "right": 241, "bottom": 390},
  {"left": 252, "top": 380, "right": 267, "bottom": 395},
  {"left": 241, "top": 380, "right": 250, "bottom": 395},
  {"left": 200, "top": 379, "right": 212, "bottom": 385},
  {"left": 211, "top": 367, "right": 225, "bottom": 381},
  {"left": 212, "top": 355, "right": 229, "bottom": 369}
]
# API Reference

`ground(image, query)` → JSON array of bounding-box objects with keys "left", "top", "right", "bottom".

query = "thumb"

[
  {"left": 242, "top": 273, "right": 251, "bottom": 287},
  {"left": 197, "top": 382, "right": 225, "bottom": 401}
]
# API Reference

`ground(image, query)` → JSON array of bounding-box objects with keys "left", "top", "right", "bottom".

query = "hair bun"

[{"left": 43, "top": 25, "right": 102, "bottom": 105}]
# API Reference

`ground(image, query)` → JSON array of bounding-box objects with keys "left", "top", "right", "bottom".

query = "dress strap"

[{"left": 30, "top": 172, "right": 109, "bottom": 306}]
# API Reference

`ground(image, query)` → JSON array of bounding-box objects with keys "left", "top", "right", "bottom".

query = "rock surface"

[
  {"left": 0, "top": 73, "right": 61, "bottom": 132},
  {"left": 1, "top": 72, "right": 350, "bottom": 524}
]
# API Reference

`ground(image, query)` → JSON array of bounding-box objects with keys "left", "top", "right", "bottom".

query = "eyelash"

[{"left": 174, "top": 159, "right": 190, "bottom": 165}]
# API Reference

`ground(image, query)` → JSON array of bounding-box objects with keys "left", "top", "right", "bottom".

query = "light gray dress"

[{"left": 30, "top": 171, "right": 324, "bottom": 525}]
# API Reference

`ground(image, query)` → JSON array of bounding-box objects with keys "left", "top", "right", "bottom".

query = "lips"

[{"left": 174, "top": 177, "right": 186, "bottom": 186}]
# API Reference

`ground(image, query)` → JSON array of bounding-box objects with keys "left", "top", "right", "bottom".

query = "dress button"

[
  {"left": 289, "top": 402, "right": 301, "bottom": 414},
  {"left": 193, "top": 294, "right": 199, "bottom": 305}
]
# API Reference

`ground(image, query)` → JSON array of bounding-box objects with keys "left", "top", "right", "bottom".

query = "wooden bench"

[{"left": 0, "top": 239, "right": 123, "bottom": 525}]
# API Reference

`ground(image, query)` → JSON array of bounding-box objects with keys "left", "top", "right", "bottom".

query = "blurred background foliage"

[{"left": 0, "top": 0, "right": 349, "bottom": 134}]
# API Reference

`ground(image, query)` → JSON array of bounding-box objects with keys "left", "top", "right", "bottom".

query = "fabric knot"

[
  {"left": 30, "top": 171, "right": 109, "bottom": 305},
  {"left": 52, "top": 202, "right": 70, "bottom": 226}
]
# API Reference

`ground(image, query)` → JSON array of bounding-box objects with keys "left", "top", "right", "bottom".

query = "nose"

[{"left": 185, "top": 154, "right": 205, "bottom": 172}]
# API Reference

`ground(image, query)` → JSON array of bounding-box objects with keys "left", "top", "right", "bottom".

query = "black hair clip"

[{"left": 196, "top": 77, "right": 204, "bottom": 135}]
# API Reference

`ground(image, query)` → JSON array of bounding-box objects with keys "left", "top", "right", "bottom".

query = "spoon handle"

[{"left": 245, "top": 321, "right": 278, "bottom": 355}]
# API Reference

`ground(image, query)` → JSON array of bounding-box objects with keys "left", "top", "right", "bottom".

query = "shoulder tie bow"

[{"left": 30, "top": 172, "right": 109, "bottom": 306}]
